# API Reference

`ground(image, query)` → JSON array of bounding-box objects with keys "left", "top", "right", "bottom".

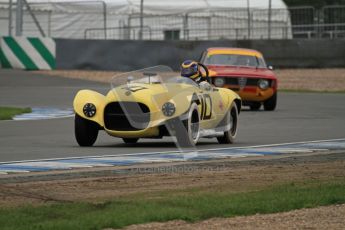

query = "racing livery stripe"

[{"left": 3, "top": 37, "right": 38, "bottom": 70}]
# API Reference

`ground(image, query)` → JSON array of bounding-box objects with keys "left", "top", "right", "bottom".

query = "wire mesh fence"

[
  {"left": 0, "top": 2, "right": 11, "bottom": 36},
  {"left": 323, "top": 5, "right": 345, "bottom": 36},
  {"left": 24, "top": 1, "right": 107, "bottom": 38},
  {"left": 1, "top": 1, "right": 345, "bottom": 40}
]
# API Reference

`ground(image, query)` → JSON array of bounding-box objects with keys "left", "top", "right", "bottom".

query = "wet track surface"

[{"left": 1, "top": 69, "right": 345, "bottom": 162}]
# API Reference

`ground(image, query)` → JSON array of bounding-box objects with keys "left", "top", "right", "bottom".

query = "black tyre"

[
  {"left": 75, "top": 114, "right": 99, "bottom": 146},
  {"left": 166, "top": 103, "right": 200, "bottom": 147},
  {"left": 217, "top": 102, "right": 239, "bottom": 144},
  {"left": 184, "top": 103, "right": 200, "bottom": 146},
  {"left": 122, "top": 138, "right": 139, "bottom": 144},
  {"left": 264, "top": 92, "right": 277, "bottom": 111},
  {"left": 250, "top": 102, "right": 261, "bottom": 111}
]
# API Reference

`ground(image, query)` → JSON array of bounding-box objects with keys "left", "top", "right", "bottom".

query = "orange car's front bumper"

[{"left": 224, "top": 85, "right": 275, "bottom": 102}]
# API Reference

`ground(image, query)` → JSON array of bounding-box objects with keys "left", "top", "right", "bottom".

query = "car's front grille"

[
  {"left": 222, "top": 77, "right": 260, "bottom": 86},
  {"left": 104, "top": 102, "right": 150, "bottom": 131},
  {"left": 214, "top": 76, "right": 272, "bottom": 89}
]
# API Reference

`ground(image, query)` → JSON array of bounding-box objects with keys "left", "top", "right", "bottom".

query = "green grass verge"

[
  {"left": 0, "top": 107, "right": 32, "bottom": 120},
  {"left": 0, "top": 180, "right": 345, "bottom": 230}
]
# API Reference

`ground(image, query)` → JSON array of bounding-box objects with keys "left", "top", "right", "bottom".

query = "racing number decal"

[{"left": 200, "top": 94, "right": 212, "bottom": 120}]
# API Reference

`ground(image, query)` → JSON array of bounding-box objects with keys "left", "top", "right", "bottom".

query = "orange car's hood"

[{"left": 207, "top": 65, "right": 276, "bottom": 80}]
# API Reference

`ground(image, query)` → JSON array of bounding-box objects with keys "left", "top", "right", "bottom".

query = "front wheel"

[
  {"left": 166, "top": 103, "right": 200, "bottom": 147},
  {"left": 250, "top": 102, "right": 261, "bottom": 111},
  {"left": 122, "top": 138, "right": 139, "bottom": 144},
  {"left": 264, "top": 92, "right": 277, "bottom": 111},
  {"left": 217, "top": 102, "right": 239, "bottom": 144},
  {"left": 75, "top": 114, "right": 99, "bottom": 146}
]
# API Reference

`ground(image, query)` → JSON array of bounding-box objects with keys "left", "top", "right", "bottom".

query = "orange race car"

[{"left": 200, "top": 47, "right": 277, "bottom": 111}]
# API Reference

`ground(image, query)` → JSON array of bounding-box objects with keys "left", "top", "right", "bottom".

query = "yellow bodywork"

[{"left": 73, "top": 81, "right": 241, "bottom": 139}]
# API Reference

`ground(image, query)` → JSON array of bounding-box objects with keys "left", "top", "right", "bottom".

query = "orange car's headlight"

[
  {"left": 214, "top": 78, "right": 225, "bottom": 87},
  {"left": 258, "top": 79, "right": 269, "bottom": 90}
]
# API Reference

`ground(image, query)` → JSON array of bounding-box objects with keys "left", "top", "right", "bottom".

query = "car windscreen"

[
  {"left": 166, "top": 76, "right": 199, "bottom": 87},
  {"left": 203, "top": 54, "right": 266, "bottom": 68}
]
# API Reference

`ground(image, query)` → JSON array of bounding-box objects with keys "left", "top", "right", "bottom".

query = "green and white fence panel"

[{"left": 0, "top": 37, "right": 55, "bottom": 70}]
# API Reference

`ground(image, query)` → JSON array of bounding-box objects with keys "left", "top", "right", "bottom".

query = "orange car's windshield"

[{"left": 204, "top": 54, "right": 266, "bottom": 68}]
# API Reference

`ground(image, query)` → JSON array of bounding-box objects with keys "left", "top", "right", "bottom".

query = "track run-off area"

[
  {"left": 1, "top": 69, "right": 345, "bottom": 173},
  {"left": 0, "top": 139, "right": 345, "bottom": 174}
]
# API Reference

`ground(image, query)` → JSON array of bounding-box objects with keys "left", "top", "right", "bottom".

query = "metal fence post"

[
  {"left": 8, "top": 0, "right": 13, "bottom": 35},
  {"left": 15, "top": 0, "right": 23, "bottom": 36},
  {"left": 101, "top": 1, "right": 107, "bottom": 39},
  {"left": 183, "top": 13, "right": 189, "bottom": 40},
  {"left": 246, "top": 0, "right": 251, "bottom": 39},
  {"left": 268, "top": 0, "right": 272, "bottom": 39},
  {"left": 139, "top": 0, "right": 144, "bottom": 40},
  {"left": 23, "top": 0, "right": 45, "bottom": 36},
  {"left": 127, "top": 14, "right": 132, "bottom": 40},
  {"left": 48, "top": 10, "right": 51, "bottom": 37},
  {"left": 207, "top": 15, "right": 211, "bottom": 40}
]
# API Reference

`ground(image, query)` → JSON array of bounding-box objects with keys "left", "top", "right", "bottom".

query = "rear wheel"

[
  {"left": 122, "top": 138, "right": 139, "bottom": 144},
  {"left": 75, "top": 114, "right": 99, "bottom": 146},
  {"left": 250, "top": 102, "right": 261, "bottom": 111},
  {"left": 264, "top": 92, "right": 277, "bottom": 111},
  {"left": 217, "top": 102, "right": 239, "bottom": 144}
]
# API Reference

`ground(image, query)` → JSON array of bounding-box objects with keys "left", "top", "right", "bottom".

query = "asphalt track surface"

[{"left": 1, "top": 69, "right": 345, "bottom": 162}]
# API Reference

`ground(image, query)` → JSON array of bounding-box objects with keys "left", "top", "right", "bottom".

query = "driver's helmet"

[{"left": 180, "top": 60, "right": 200, "bottom": 80}]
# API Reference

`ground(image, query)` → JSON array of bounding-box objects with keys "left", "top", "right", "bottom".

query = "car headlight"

[
  {"left": 162, "top": 102, "right": 175, "bottom": 117},
  {"left": 214, "top": 78, "right": 225, "bottom": 87},
  {"left": 258, "top": 79, "right": 269, "bottom": 90},
  {"left": 83, "top": 103, "right": 96, "bottom": 117}
]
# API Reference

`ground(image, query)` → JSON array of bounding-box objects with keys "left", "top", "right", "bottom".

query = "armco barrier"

[
  {"left": 0, "top": 36, "right": 55, "bottom": 70},
  {"left": 55, "top": 39, "right": 345, "bottom": 71}
]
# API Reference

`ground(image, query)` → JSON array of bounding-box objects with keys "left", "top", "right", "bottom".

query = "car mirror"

[{"left": 268, "top": 65, "right": 274, "bottom": 70}]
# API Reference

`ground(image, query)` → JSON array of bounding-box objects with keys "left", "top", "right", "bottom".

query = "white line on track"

[
  {"left": 0, "top": 114, "right": 74, "bottom": 123},
  {"left": 1, "top": 138, "right": 344, "bottom": 165}
]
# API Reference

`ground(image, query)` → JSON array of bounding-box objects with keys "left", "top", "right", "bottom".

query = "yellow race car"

[{"left": 73, "top": 65, "right": 241, "bottom": 147}]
